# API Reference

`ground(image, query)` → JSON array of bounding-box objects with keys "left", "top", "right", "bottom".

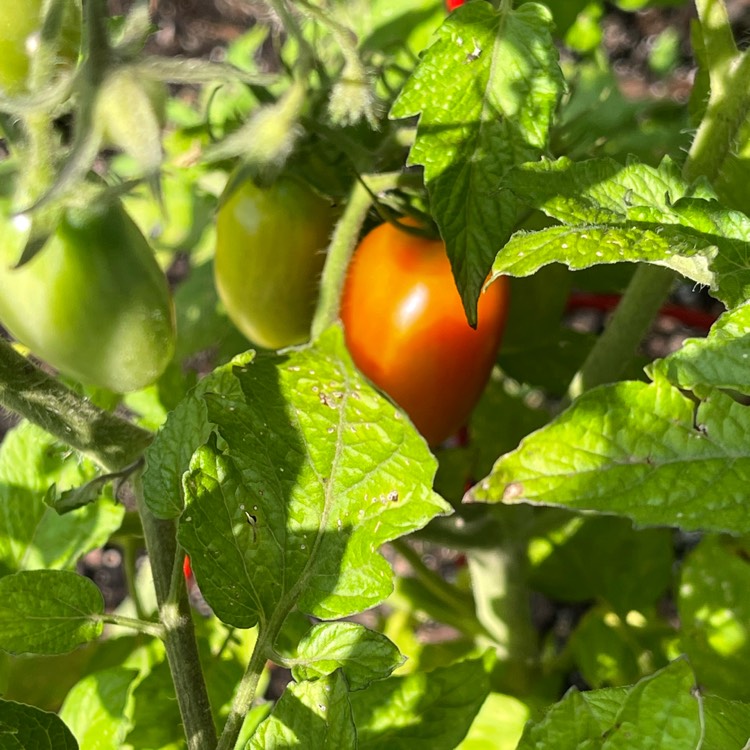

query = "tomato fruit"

[
  {"left": 340, "top": 221, "right": 509, "bottom": 446},
  {"left": 0, "top": 201, "right": 175, "bottom": 392},
  {"left": 446, "top": 0, "right": 467, "bottom": 10},
  {"left": 215, "top": 175, "right": 336, "bottom": 350},
  {"left": 0, "top": 0, "right": 81, "bottom": 95}
]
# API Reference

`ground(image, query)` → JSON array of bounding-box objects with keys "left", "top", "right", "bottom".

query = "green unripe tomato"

[
  {"left": 214, "top": 175, "right": 336, "bottom": 350},
  {"left": 0, "top": 0, "right": 81, "bottom": 95},
  {"left": 0, "top": 201, "right": 176, "bottom": 393}
]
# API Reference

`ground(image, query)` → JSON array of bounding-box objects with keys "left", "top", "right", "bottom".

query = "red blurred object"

[
  {"left": 566, "top": 292, "right": 720, "bottom": 332},
  {"left": 446, "top": 0, "right": 466, "bottom": 10},
  {"left": 183, "top": 554, "right": 192, "bottom": 580}
]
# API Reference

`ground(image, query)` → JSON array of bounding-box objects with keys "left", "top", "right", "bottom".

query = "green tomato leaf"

[
  {"left": 492, "top": 223, "right": 715, "bottom": 288},
  {"left": 701, "top": 695, "right": 750, "bottom": 749},
  {"left": 520, "top": 661, "right": 701, "bottom": 749},
  {"left": 679, "top": 536, "right": 750, "bottom": 702},
  {"left": 0, "top": 570, "right": 104, "bottom": 655},
  {"left": 579, "top": 686, "right": 629, "bottom": 726},
  {"left": 179, "top": 326, "right": 449, "bottom": 626},
  {"left": 601, "top": 659, "right": 701, "bottom": 749},
  {"left": 350, "top": 656, "right": 490, "bottom": 749},
  {"left": 469, "top": 380, "right": 750, "bottom": 534},
  {"left": 0, "top": 422, "right": 124, "bottom": 577},
  {"left": 292, "top": 622, "right": 404, "bottom": 691},
  {"left": 390, "top": 2, "right": 563, "bottom": 322},
  {"left": 650, "top": 303, "right": 750, "bottom": 396},
  {"left": 501, "top": 157, "right": 712, "bottom": 225},
  {"left": 0, "top": 699, "right": 78, "bottom": 750},
  {"left": 124, "top": 659, "right": 182, "bottom": 750},
  {"left": 246, "top": 671, "right": 355, "bottom": 749},
  {"left": 58, "top": 667, "right": 138, "bottom": 750},
  {"left": 492, "top": 157, "right": 750, "bottom": 308},
  {"left": 142, "top": 351, "right": 255, "bottom": 519},
  {"left": 516, "top": 688, "right": 606, "bottom": 749}
]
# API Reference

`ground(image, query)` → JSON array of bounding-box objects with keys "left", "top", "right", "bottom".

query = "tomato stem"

[
  {"left": 134, "top": 474, "right": 218, "bottom": 750},
  {"left": 0, "top": 339, "right": 152, "bottom": 472},
  {"left": 567, "top": 264, "right": 675, "bottom": 399},
  {"left": 465, "top": 506, "right": 539, "bottom": 693},
  {"left": 98, "top": 613, "right": 164, "bottom": 639},
  {"left": 216, "top": 628, "right": 273, "bottom": 750}
]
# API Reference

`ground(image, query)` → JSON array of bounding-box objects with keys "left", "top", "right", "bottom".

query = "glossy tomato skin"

[
  {"left": 0, "top": 201, "right": 176, "bottom": 392},
  {"left": 215, "top": 176, "right": 336, "bottom": 350},
  {"left": 341, "top": 221, "right": 509, "bottom": 446},
  {"left": 0, "top": 0, "right": 81, "bottom": 95}
]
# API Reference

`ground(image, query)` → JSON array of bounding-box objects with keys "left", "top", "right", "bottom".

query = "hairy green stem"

[
  {"left": 99, "top": 613, "right": 163, "bottom": 638},
  {"left": 694, "top": 0, "right": 737, "bottom": 74},
  {"left": 567, "top": 264, "right": 675, "bottom": 398},
  {"left": 466, "top": 507, "right": 538, "bottom": 693},
  {"left": 683, "top": 51, "right": 750, "bottom": 184},
  {"left": 217, "top": 622, "right": 276, "bottom": 750},
  {"left": 0, "top": 339, "right": 152, "bottom": 472},
  {"left": 134, "top": 476, "right": 218, "bottom": 750},
  {"left": 311, "top": 171, "right": 412, "bottom": 339}
]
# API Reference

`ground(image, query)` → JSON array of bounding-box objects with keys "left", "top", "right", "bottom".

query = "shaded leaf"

[
  {"left": 679, "top": 536, "right": 750, "bottom": 701},
  {"left": 0, "top": 699, "right": 78, "bottom": 750},
  {"left": 246, "top": 671, "right": 355, "bottom": 749},
  {"left": 0, "top": 422, "right": 124, "bottom": 577},
  {"left": 142, "top": 351, "right": 254, "bottom": 519},
  {"left": 350, "top": 656, "right": 490, "bottom": 750},
  {"left": 529, "top": 514, "right": 673, "bottom": 614},
  {"left": 0, "top": 571, "right": 104, "bottom": 655},
  {"left": 600, "top": 659, "right": 701, "bottom": 749},
  {"left": 179, "top": 327, "right": 449, "bottom": 627}
]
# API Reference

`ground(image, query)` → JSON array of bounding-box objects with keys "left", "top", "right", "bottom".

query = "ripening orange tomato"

[{"left": 340, "top": 220, "right": 509, "bottom": 446}]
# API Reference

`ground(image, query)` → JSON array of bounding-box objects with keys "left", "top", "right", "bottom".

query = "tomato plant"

[
  {"left": 0, "top": 201, "right": 175, "bottom": 393},
  {"left": 2, "top": 1, "right": 750, "bottom": 750},
  {"left": 0, "top": 0, "right": 80, "bottom": 95},
  {"left": 341, "top": 220, "right": 509, "bottom": 445},
  {"left": 214, "top": 174, "right": 336, "bottom": 350}
]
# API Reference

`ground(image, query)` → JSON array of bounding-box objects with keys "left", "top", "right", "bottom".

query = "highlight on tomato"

[
  {"left": 214, "top": 173, "right": 337, "bottom": 350},
  {"left": 340, "top": 219, "right": 509, "bottom": 446},
  {"left": 0, "top": 200, "right": 176, "bottom": 393}
]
